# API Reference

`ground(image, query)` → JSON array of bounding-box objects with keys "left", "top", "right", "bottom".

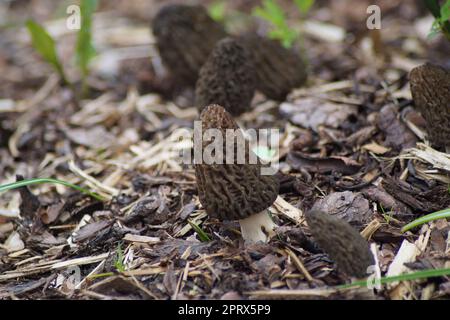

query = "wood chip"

[
  {"left": 123, "top": 234, "right": 161, "bottom": 244},
  {"left": 270, "top": 196, "right": 304, "bottom": 225}
]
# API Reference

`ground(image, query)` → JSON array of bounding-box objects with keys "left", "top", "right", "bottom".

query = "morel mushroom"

[
  {"left": 194, "top": 105, "right": 279, "bottom": 243},
  {"left": 305, "top": 210, "right": 374, "bottom": 278},
  {"left": 239, "top": 34, "right": 307, "bottom": 101},
  {"left": 195, "top": 37, "right": 256, "bottom": 116},
  {"left": 152, "top": 4, "right": 227, "bottom": 86},
  {"left": 410, "top": 63, "right": 450, "bottom": 151}
]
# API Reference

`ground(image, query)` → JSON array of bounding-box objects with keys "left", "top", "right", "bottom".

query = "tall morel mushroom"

[
  {"left": 152, "top": 4, "right": 227, "bottom": 86},
  {"left": 305, "top": 210, "right": 375, "bottom": 278},
  {"left": 195, "top": 37, "right": 257, "bottom": 116},
  {"left": 410, "top": 63, "right": 450, "bottom": 151},
  {"left": 194, "top": 105, "right": 280, "bottom": 243},
  {"left": 239, "top": 34, "right": 307, "bottom": 101}
]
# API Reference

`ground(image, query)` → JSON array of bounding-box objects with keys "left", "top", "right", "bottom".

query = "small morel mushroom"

[
  {"left": 152, "top": 4, "right": 227, "bottom": 86},
  {"left": 239, "top": 34, "right": 307, "bottom": 101},
  {"left": 305, "top": 210, "right": 374, "bottom": 278},
  {"left": 195, "top": 105, "right": 280, "bottom": 243},
  {"left": 195, "top": 37, "right": 257, "bottom": 116},
  {"left": 410, "top": 63, "right": 450, "bottom": 151}
]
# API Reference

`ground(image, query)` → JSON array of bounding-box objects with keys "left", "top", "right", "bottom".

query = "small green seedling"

[
  {"left": 87, "top": 242, "right": 126, "bottom": 280},
  {"left": 379, "top": 204, "right": 394, "bottom": 225},
  {"left": 114, "top": 242, "right": 126, "bottom": 273},
  {"left": 253, "top": 0, "right": 298, "bottom": 48},
  {"left": 0, "top": 178, "right": 104, "bottom": 201},
  {"left": 252, "top": 0, "right": 314, "bottom": 48},
  {"left": 425, "top": 0, "right": 450, "bottom": 40},
  {"left": 208, "top": 1, "right": 227, "bottom": 22},
  {"left": 26, "top": 0, "right": 98, "bottom": 95},
  {"left": 188, "top": 219, "right": 211, "bottom": 242}
]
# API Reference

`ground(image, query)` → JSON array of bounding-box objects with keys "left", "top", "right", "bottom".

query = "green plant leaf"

[
  {"left": 337, "top": 267, "right": 450, "bottom": 289},
  {"left": 428, "top": 20, "right": 442, "bottom": 39},
  {"left": 401, "top": 207, "right": 450, "bottom": 232},
  {"left": 440, "top": 0, "right": 450, "bottom": 21},
  {"left": 208, "top": 1, "right": 226, "bottom": 22},
  {"left": 252, "top": 0, "right": 298, "bottom": 48},
  {"left": 253, "top": 7, "right": 278, "bottom": 25},
  {"left": 264, "top": 0, "right": 286, "bottom": 25},
  {"left": 0, "top": 178, "right": 104, "bottom": 201},
  {"left": 26, "top": 20, "right": 67, "bottom": 84},
  {"left": 76, "top": 0, "right": 98, "bottom": 79},
  {"left": 294, "top": 0, "right": 314, "bottom": 14},
  {"left": 188, "top": 219, "right": 211, "bottom": 242}
]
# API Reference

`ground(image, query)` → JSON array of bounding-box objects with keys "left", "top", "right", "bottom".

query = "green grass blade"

[
  {"left": 0, "top": 178, "right": 104, "bottom": 201},
  {"left": 188, "top": 219, "right": 211, "bottom": 242},
  {"left": 76, "top": 0, "right": 98, "bottom": 90},
  {"left": 401, "top": 208, "right": 450, "bottom": 232},
  {"left": 26, "top": 20, "right": 68, "bottom": 84},
  {"left": 337, "top": 267, "right": 450, "bottom": 290}
]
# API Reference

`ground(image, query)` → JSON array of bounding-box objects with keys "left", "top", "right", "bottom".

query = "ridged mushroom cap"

[
  {"left": 194, "top": 105, "right": 279, "bottom": 221},
  {"left": 410, "top": 63, "right": 450, "bottom": 149},
  {"left": 239, "top": 34, "right": 307, "bottom": 101},
  {"left": 305, "top": 210, "right": 374, "bottom": 278},
  {"left": 195, "top": 37, "right": 256, "bottom": 116},
  {"left": 152, "top": 4, "right": 227, "bottom": 85}
]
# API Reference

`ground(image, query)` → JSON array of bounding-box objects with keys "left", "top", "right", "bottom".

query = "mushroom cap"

[
  {"left": 194, "top": 105, "right": 279, "bottom": 221},
  {"left": 152, "top": 4, "right": 227, "bottom": 85},
  {"left": 305, "top": 210, "right": 374, "bottom": 278},
  {"left": 239, "top": 34, "right": 307, "bottom": 101},
  {"left": 195, "top": 37, "right": 256, "bottom": 116},
  {"left": 410, "top": 63, "right": 450, "bottom": 149}
]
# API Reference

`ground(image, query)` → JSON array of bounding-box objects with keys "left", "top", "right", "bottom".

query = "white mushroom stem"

[{"left": 238, "top": 210, "right": 277, "bottom": 243}]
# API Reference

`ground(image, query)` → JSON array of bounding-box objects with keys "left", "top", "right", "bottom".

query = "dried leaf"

[{"left": 280, "top": 97, "right": 358, "bottom": 131}]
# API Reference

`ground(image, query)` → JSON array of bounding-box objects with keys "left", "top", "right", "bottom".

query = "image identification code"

[{"left": 178, "top": 304, "right": 271, "bottom": 317}]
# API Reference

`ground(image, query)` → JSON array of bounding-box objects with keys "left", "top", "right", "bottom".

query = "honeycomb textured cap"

[
  {"left": 239, "top": 34, "right": 307, "bottom": 100},
  {"left": 410, "top": 63, "right": 450, "bottom": 149},
  {"left": 194, "top": 105, "right": 279, "bottom": 221},
  {"left": 305, "top": 210, "right": 374, "bottom": 278},
  {"left": 152, "top": 4, "right": 227, "bottom": 85},
  {"left": 195, "top": 37, "right": 256, "bottom": 116}
]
